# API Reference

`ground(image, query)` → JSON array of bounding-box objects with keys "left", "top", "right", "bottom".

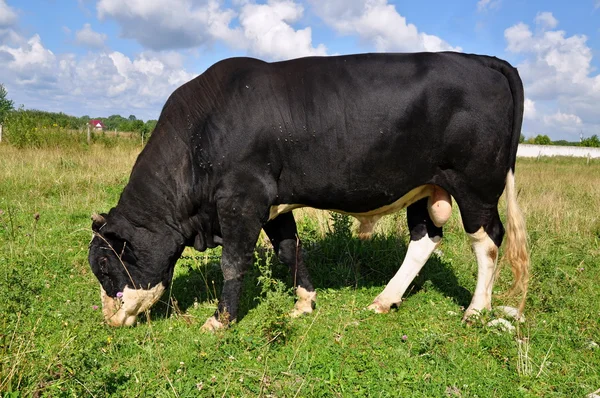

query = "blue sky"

[{"left": 1, "top": 0, "right": 599, "bottom": 140}]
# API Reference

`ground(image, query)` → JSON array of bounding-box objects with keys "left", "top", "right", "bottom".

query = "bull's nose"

[
  {"left": 99, "top": 284, "right": 165, "bottom": 326},
  {"left": 100, "top": 287, "right": 136, "bottom": 326}
]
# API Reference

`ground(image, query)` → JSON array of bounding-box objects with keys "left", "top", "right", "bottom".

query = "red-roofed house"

[{"left": 89, "top": 119, "right": 105, "bottom": 131}]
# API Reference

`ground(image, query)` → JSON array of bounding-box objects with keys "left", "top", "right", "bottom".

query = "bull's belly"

[{"left": 269, "top": 184, "right": 442, "bottom": 238}]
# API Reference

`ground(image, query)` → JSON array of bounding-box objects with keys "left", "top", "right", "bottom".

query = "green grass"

[{"left": 1, "top": 143, "right": 599, "bottom": 397}]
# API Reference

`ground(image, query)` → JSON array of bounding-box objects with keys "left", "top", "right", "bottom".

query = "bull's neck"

[{"left": 115, "top": 128, "right": 198, "bottom": 244}]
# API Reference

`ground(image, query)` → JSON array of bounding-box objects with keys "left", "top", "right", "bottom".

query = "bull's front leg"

[
  {"left": 201, "top": 244, "right": 256, "bottom": 331},
  {"left": 201, "top": 196, "right": 264, "bottom": 332}
]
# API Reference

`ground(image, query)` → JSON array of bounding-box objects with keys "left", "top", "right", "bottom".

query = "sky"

[{"left": 0, "top": 0, "right": 599, "bottom": 140}]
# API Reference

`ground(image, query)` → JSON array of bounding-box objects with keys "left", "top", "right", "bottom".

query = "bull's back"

[{"left": 202, "top": 53, "right": 516, "bottom": 212}]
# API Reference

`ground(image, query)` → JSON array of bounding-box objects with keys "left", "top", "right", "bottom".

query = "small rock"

[
  {"left": 486, "top": 318, "right": 515, "bottom": 333},
  {"left": 586, "top": 341, "right": 598, "bottom": 350},
  {"left": 495, "top": 306, "right": 525, "bottom": 323}
]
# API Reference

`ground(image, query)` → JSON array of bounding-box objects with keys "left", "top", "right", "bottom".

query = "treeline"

[
  {"left": 100, "top": 114, "right": 157, "bottom": 135},
  {"left": 1, "top": 109, "right": 157, "bottom": 135},
  {"left": 0, "top": 108, "right": 157, "bottom": 148},
  {"left": 520, "top": 134, "right": 600, "bottom": 148}
]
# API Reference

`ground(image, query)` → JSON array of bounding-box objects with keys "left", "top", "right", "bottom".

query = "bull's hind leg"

[
  {"left": 369, "top": 187, "right": 452, "bottom": 313},
  {"left": 460, "top": 205, "right": 504, "bottom": 320},
  {"left": 263, "top": 212, "right": 316, "bottom": 317}
]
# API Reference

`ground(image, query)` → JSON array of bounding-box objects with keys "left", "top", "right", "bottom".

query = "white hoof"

[
  {"left": 201, "top": 316, "right": 224, "bottom": 332},
  {"left": 462, "top": 306, "right": 484, "bottom": 322},
  {"left": 367, "top": 299, "right": 391, "bottom": 314},
  {"left": 290, "top": 304, "right": 313, "bottom": 318},
  {"left": 291, "top": 287, "right": 315, "bottom": 318}
]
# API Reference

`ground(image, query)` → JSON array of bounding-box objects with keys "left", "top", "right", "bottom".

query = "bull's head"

[{"left": 88, "top": 213, "right": 166, "bottom": 326}]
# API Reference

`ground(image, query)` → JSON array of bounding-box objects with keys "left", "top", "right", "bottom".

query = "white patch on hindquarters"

[
  {"left": 290, "top": 286, "right": 316, "bottom": 318},
  {"left": 464, "top": 227, "right": 498, "bottom": 320},
  {"left": 368, "top": 234, "right": 441, "bottom": 313},
  {"left": 100, "top": 284, "right": 165, "bottom": 327}
]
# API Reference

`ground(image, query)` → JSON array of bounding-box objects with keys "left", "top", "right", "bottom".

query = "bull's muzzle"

[{"left": 100, "top": 284, "right": 165, "bottom": 327}]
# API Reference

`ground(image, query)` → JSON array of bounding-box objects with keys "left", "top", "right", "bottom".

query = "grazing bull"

[{"left": 88, "top": 52, "right": 529, "bottom": 330}]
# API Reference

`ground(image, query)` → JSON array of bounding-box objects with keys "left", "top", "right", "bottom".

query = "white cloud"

[
  {"left": 543, "top": 111, "right": 582, "bottom": 127},
  {"left": 0, "top": 0, "right": 17, "bottom": 28},
  {"left": 505, "top": 14, "right": 600, "bottom": 139},
  {"left": 477, "top": 0, "right": 501, "bottom": 12},
  {"left": 0, "top": 0, "right": 21, "bottom": 47},
  {"left": 96, "top": 0, "right": 326, "bottom": 60},
  {"left": 0, "top": 34, "right": 56, "bottom": 87},
  {"left": 309, "top": 0, "right": 459, "bottom": 52},
  {"left": 524, "top": 98, "right": 536, "bottom": 120},
  {"left": 75, "top": 23, "right": 107, "bottom": 49},
  {"left": 96, "top": 0, "right": 243, "bottom": 51},
  {"left": 0, "top": 33, "right": 195, "bottom": 119},
  {"left": 534, "top": 12, "right": 558, "bottom": 30},
  {"left": 238, "top": 0, "right": 327, "bottom": 60}
]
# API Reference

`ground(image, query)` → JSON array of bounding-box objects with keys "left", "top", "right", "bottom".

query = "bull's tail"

[{"left": 504, "top": 169, "right": 529, "bottom": 315}]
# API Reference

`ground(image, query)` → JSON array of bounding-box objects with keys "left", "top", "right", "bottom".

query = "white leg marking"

[
  {"left": 368, "top": 234, "right": 441, "bottom": 313},
  {"left": 290, "top": 286, "right": 316, "bottom": 318},
  {"left": 464, "top": 227, "right": 499, "bottom": 320}
]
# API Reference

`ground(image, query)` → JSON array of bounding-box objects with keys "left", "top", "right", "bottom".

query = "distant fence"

[{"left": 517, "top": 144, "right": 600, "bottom": 159}]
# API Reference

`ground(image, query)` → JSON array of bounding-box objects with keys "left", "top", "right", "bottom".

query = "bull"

[{"left": 88, "top": 52, "right": 529, "bottom": 330}]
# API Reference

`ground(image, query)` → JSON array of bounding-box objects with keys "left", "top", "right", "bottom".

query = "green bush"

[
  {"left": 581, "top": 134, "right": 600, "bottom": 148},
  {"left": 2, "top": 108, "right": 143, "bottom": 149},
  {"left": 3, "top": 108, "right": 88, "bottom": 148}
]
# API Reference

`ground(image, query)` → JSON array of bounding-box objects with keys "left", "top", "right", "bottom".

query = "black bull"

[{"left": 88, "top": 52, "right": 529, "bottom": 329}]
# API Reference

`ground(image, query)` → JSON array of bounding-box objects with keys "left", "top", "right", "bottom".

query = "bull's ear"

[{"left": 91, "top": 213, "right": 108, "bottom": 232}]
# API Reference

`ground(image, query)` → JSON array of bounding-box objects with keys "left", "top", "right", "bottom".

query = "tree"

[
  {"left": 533, "top": 134, "right": 551, "bottom": 145},
  {"left": 128, "top": 114, "right": 137, "bottom": 121},
  {"left": 0, "top": 83, "right": 14, "bottom": 125},
  {"left": 581, "top": 134, "right": 600, "bottom": 148},
  {"left": 145, "top": 119, "right": 157, "bottom": 134},
  {"left": 0, "top": 84, "right": 14, "bottom": 142},
  {"left": 131, "top": 119, "right": 144, "bottom": 133},
  {"left": 519, "top": 133, "right": 525, "bottom": 143}
]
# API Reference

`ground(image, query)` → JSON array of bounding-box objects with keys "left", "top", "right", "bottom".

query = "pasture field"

[{"left": 1, "top": 143, "right": 599, "bottom": 397}]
